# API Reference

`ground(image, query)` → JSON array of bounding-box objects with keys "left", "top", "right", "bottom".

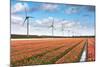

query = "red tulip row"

[
  {"left": 55, "top": 40, "right": 86, "bottom": 63},
  {"left": 11, "top": 38, "right": 86, "bottom": 66},
  {"left": 87, "top": 38, "right": 95, "bottom": 61}
]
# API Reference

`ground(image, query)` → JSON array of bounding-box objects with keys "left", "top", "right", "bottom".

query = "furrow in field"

[
  {"left": 11, "top": 38, "right": 69, "bottom": 47},
  {"left": 55, "top": 40, "right": 86, "bottom": 63},
  {"left": 12, "top": 40, "right": 83, "bottom": 66},
  {"left": 11, "top": 44, "right": 67, "bottom": 66},
  {"left": 87, "top": 38, "right": 95, "bottom": 61},
  {"left": 11, "top": 38, "right": 86, "bottom": 66},
  {"left": 11, "top": 40, "right": 53, "bottom": 52},
  {"left": 11, "top": 45, "right": 63, "bottom": 62},
  {"left": 11, "top": 39, "right": 76, "bottom": 56},
  {"left": 11, "top": 40, "right": 74, "bottom": 63},
  {"left": 11, "top": 39, "right": 75, "bottom": 52},
  {"left": 11, "top": 38, "right": 82, "bottom": 56},
  {"left": 35, "top": 40, "right": 83, "bottom": 64}
]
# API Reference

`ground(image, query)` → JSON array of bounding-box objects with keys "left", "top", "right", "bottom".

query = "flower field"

[{"left": 11, "top": 37, "right": 95, "bottom": 66}]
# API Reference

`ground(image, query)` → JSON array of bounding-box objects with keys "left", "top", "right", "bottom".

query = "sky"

[{"left": 11, "top": 0, "right": 95, "bottom": 36}]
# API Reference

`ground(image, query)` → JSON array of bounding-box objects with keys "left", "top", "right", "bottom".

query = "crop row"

[
  {"left": 87, "top": 38, "right": 95, "bottom": 61},
  {"left": 11, "top": 39, "right": 83, "bottom": 66}
]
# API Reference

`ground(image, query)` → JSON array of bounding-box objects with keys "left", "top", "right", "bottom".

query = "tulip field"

[{"left": 11, "top": 37, "right": 95, "bottom": 66}]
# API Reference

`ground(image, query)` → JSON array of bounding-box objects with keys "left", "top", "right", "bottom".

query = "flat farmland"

[
  {"left": 87, "top": 38, "right": 95, "bottom": 61},
  {"left": 11, "top": 37, "right": 95, "bottom": 66}
]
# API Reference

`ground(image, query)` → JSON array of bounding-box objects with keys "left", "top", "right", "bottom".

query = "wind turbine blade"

[
  {"left": 29, "top": 16, "right": 34, "bottom": 18},
  {"left": 48, "top": 25, "right": 52, "bottom": 28},
  {"left": 24, "top": 6, "right": 27, "bottom": 17},
  {"left": 22, "top": 18, "right": 27, "bottom": 25}
]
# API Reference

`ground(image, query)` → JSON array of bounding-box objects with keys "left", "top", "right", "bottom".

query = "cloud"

[
  {"left": 29, "top": 7, "right": 40, "bottom": 12},
  {"left": 11, "top": 14, "right": 24, "bottom": 25},
  {"left": 34, "top": 17, "right": 61, "bottom": 26},
  {"left": 33, "top": 17, "right": 54, "bottom": 27},
  {"left": 32, "top": 17, "right": 82, "bottom": 31},
  {"left": 11, "top": 16, "right": 94, "bottom": 36},
  {"left": 11, "top": 14, "right": 27, "bottom": 34},
  {"left": 11, "top": 14, "right": 84, "bottom": 30},
  {"left": 40, "top": 3, "right": 58, "bottom": 12},
  {"left": 11, "top": 2, "right": 29, "bottom": 14}
]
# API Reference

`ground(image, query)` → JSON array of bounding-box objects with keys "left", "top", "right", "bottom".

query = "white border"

[
  {"left": 0, "top": 0, "right": 10, "bottom": 67},
  {"left": 20, "top": 0, "right": 96, "bottom": 5}
]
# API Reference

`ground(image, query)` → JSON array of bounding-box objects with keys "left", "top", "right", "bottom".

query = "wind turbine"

[
  {"left": 49, "top": 18, "right": 55, "bottom": 36},
  {"left": 22, "top": 4, "right": 34, "bottom": 37},
  {"left": 61, "top": 23, "right": 64, "bottom": 36},
  {"left": 67, "top": 29, "right": 71, "bottom": 37},
  {"left": 61, "top": 19, "right": 66, "bottom": 36},
  {"left": 61, "top": 19, "right": 73, "bottom": 36}
]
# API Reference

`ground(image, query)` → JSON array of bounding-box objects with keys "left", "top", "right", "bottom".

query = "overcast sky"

[{"left": 11, "top": 0, "right": 95, "bottom": 36}]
